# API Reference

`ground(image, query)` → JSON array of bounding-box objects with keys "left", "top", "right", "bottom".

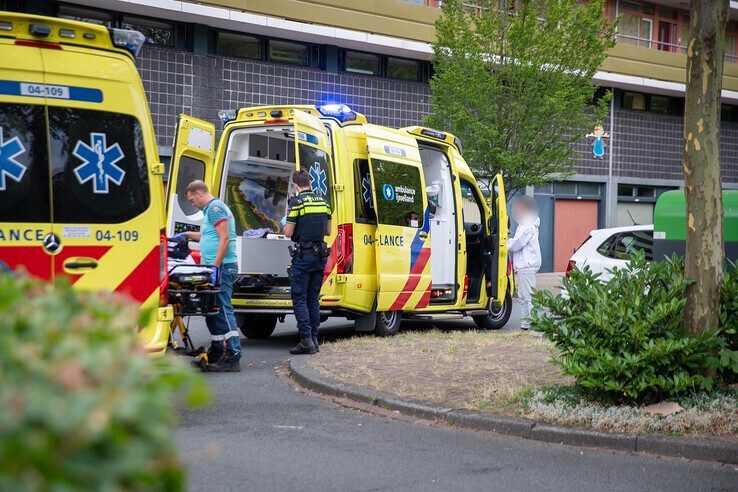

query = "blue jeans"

[
  {"left": 205, "top": 262, "right": 242, "bottom": 359},
  {"left": 290, "top": 251, "right": 326, "bottom": 339}
]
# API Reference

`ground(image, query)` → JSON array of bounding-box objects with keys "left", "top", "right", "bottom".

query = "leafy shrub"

[
  {"left": 530, "top": 253, "right": 726, "bottom": 404},
  {"left": 0, "top": 274, "right": 209, "bottom": 490},
  {"left": 713, "top": 262, "right": 738, "bottom": 383}
]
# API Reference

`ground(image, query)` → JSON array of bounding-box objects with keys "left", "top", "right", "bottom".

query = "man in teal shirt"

[{"left": 179, "top": 180, "right": 241, "bottom": 372}]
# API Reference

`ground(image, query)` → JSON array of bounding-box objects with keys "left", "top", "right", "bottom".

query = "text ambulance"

[
  {"left": 0, "top": 13, "right": 172, "bottom": 354},
  {"left": 168, "top": 104, "right": 512, "bottom": 338}
]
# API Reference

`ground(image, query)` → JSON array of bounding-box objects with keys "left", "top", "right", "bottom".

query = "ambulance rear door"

[
  {"left": 0, "top": 36, "right": 52, "bottom": 279},
  {"left": 166, "top": 115, "right": 216, "bottom": 236},
  {"left": 487, "top": 173, "right": 508, "bottom": 300},
  {"left": 365, "top": 125, "right": 431, "bottom": 312}
]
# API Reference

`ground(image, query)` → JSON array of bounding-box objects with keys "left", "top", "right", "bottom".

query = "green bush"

[
  {"left": 714, "top": 262, "right": 738, "bottom": 383},
  {"left": 530, "top": 252, "right": 732, "bottom": 404},
  {"left": 0, "top": 274, "right": 209, "bottom": 490}
]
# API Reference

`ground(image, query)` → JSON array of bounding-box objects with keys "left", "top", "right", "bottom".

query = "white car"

[{"left": 566, "top": 225, "right": 654, "bottom": 282}]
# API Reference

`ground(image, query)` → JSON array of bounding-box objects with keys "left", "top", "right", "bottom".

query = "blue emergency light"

[
  {"left": 218, "top": 109, "right": 237, "bottom": 123},
  {"left": 317, "top": 103, "right": 357, "bottom": 122},
  {"left": 108, "top": 28, "right": 146, "bottom": 57}
]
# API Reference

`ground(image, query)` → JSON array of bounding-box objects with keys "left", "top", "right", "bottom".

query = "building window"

[
  {"left": 553, "top": 182, "right": 577, "bottom": 195},
  {"left": 217, "top": 32, "right": 261, "bottom": 59},
  {"left": 618, "top": 184, "right": 635, "bottom": 197},
  {"left": 387, "top": 57, "right": 420, "bottom": 81},
  {"left": 650, "top": 95, "right": 671, "bottom": 113},
  {"left": 622, "top": 91, "right": 646, "bottom": 111},
  {"left": 121, "top": 16, "right": 174, "bottom": 46},
  {"left": 268, "top": 40, "right": 309, "bottom": 66},
  {"left": 721, "top": 104, "right": 738, "bottom": 123},
  {"left": 58, "top": 5, "right": 113, "bottom": 26},
  {"left": 344, "top": 50, "right": 381, "bottom": 75}
]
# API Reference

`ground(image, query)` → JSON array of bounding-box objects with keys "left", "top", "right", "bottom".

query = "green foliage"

[
  {"left": 711, "top": 262, "right": 738, "bottom": 382},
  {"left": 428, "top": 0, "right": 616, "bottom": 193},
  {"left": 530, "top": 253, "right": 733, "bottom": 404},
  {"left": 0, "top": 274, "right": 210, "bottom": 490}
]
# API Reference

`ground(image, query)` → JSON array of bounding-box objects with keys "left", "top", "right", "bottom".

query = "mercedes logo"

[{"left": 42, "top": 233, "right": 62, "bottom": 254}]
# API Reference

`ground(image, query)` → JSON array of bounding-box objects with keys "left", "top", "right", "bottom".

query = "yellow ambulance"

[
  {"left": 0, "top": 12, "right": 172, "bottom": 354},
  {"left": 169, "top": 104, "right": 512, "bottom": 337}
]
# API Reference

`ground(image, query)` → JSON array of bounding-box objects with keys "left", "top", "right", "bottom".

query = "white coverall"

[{"left": 507, "top": 216, "right": 542, "bottom": 329}]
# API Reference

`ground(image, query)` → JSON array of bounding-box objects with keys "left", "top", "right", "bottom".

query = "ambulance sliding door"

[
  {"left": 365, "top": 125, "right": 431, "bottom": 312},
  {"left": 487, "top": 173, "right": 508, "bottom": 300},
  {"left": 166, "top": 115, "right": 216, "bottom": 236}
]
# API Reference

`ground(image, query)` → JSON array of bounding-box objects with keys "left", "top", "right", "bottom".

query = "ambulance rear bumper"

[{"left": 233, "top": 307, "right": 333, "bottom": 316}]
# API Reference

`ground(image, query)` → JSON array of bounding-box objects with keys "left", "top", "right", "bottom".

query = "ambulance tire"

[
  {"left": 472, "top": 293, "right": 512, "bottom": 330},
  {"left": 374, "top": 311, "right": 401, "bottom": 337},
  {"left": 237, "top": 314, "right": 278, "bottom": 339}
]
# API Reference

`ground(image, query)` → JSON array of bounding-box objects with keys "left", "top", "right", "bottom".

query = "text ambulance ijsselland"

[
  {"left": 0, "top": 13, "right": 173, "bottom": 354},
  {"left": 169, "top": 104, "right": 514, "bottom": 338}
]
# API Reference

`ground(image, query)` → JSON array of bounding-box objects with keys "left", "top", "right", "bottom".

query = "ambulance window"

[
  {"left": 0, "top": 103, "right": 50, "bottom": 223},
  {"left": 174, "top": 156, "right": 205, "bottom": 216},
  {"left": 353, "top": 159, "right": 376, "bottom": 224},
  {"left": 460, "top": 180, "right": 483, "bottom": 227},
  {"left": 298, "top": 144, "right": 333, "bottom": 211},
  {"left": 370, "top": 159, "right": 423, "bottom": 228},
  {"left": 49, "top": 107, "right": 151, "bottom": 224}
]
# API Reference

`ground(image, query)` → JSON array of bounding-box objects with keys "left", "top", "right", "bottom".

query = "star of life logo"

[
  {"left": 362, "top": 176, "right": 374, "bottom": 208},
  {"left": 73, "top": 133, "right": 126, "bottom": 194},
  {"left": 309, "top": 162, "right": 328, "bottom": 196},
  {"left": 0, "top": 128, "right": 27, "bottom": 191}
]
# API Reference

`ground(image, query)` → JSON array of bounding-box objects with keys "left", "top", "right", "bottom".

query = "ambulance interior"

[
  {"left": 419, "top": 146, "right": 457, "bottom": 303},
  {"left": 220, "top": 128, "right": 297, "bottom": 287}
]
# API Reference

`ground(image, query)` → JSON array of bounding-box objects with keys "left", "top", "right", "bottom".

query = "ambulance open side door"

[
  {"left": 166, "top": 115, "right": 216, "bottom": 236},
  {"left": 365, "top": 125, "right": 432, "bottom": 312},
  {"left": 292, "top": 109, "right": 332, "bottom": 173},
  {"left": 486, "top": 173, "right": 508, "bottom": 301}
]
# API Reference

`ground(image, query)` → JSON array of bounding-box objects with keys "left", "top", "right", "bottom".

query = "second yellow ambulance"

[{"left": 167, "top": 104, "right": 512, "bottom": 337}]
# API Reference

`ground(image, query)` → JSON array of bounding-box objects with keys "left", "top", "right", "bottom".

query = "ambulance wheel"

[
  {"left": 374, "top": 311, "right": 401, "bottom": 337},
  {"left": 473, "top": 293, "right": 512, "bottom": 330},
  {"left": 237, "top": 314, "right": 277, "bottom": 339}
]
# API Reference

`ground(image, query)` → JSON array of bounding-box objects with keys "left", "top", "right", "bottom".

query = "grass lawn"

[
  {"left": 309, "top": 330, "right": 572, "bottom": 412},
  {"left": 308, "top": 330, "right": 738, "bottom": 438}
]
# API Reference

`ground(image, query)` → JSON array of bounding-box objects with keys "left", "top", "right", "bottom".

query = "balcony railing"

[{"left": 614, "top": 33, "right": 738, "bottom": 63}]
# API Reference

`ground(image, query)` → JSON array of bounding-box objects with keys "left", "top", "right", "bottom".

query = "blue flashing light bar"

[
  {"left": 108, "top": 28, "right": 146, "bottom": 57},
  {"left": 317, "top": 103, "right": 357, "bottom": 122}
]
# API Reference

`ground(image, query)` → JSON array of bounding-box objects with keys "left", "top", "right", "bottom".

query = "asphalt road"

[{"left": 176, "top": 300, "right": 738, "bottom": 491}]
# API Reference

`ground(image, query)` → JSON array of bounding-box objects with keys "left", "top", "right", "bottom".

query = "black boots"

[
  {"left": 312, "top": 336, "right": 320, "bottom": 353},
  {"left": 205, "top": 350, "right": 241, "bottom": 372},
  {"left": 290, "top": 337, "right": 317, "bottom": 355}
]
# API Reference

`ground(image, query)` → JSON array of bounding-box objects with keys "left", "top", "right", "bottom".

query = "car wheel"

[
  {"left": 374, "top": 310, "right": 401, "bottom": 336},
  {"left": 472, "top": 292, "right": 512, "bottom": 330},
  {"left": 237, "top": 314, "right": 278, "bottom": 339}
]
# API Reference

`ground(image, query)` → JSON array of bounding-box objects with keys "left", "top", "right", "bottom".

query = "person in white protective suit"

[{"left": 507, "top": 195, "right": 542, "bottom": 330}]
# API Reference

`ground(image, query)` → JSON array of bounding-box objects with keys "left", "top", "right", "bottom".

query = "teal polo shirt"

[{"left": 200, "top": 198, "right": 238, "bottom": 265}]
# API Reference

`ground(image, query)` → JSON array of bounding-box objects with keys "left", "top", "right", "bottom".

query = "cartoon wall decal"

[{"left": 586, "top": 124, "right": 610, "bottom": 160}]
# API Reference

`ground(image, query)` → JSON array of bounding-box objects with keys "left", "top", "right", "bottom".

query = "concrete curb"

[{"left": 288, "top": 356, "right": 738, "bottom": 464}]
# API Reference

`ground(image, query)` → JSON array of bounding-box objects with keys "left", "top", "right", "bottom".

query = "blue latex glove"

[
  {"left": 173, "top": 232, "right": 188, "bottom": 241},
  {"left": 210, "top": 266, "right": 219, "bottom": 286}
]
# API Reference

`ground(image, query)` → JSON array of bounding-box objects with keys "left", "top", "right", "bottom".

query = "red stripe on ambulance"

[
  {"left": 388, "top": 247, "right": 430, "bottom": 311},
  {"left": 114, "top": 246, "right": 160, "bottom": 304},
  {"left": 0, "top": 246, "right": 52, "bottom": 279}
]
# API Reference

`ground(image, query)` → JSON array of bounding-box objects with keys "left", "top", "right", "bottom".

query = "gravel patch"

[{"left": 520, "top": 386, "right": 738, "bottom": 438}]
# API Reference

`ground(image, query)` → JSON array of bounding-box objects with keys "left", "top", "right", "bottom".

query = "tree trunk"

[{"left": 682, "top": 0, "right": 728, "bottom": 334}]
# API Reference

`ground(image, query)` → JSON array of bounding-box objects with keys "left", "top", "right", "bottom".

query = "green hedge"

[
  {"left": 531, "top": 253, "right": 737, "bottom": 404},
  {"left": 0, "top": 274, "right": 209, "bottom": 490}
]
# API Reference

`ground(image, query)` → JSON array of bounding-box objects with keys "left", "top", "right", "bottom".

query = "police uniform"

[{"left": 286, "top": 190, "right": 331, "bottom": 352}]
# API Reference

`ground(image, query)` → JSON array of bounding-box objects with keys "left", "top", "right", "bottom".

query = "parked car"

[{"left": 566, "top": 225, "right": 654, "bottom": 282}]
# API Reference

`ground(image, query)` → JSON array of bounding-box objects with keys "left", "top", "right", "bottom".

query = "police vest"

[{"left": 286, "top": 191, "right": 331, "bottom": 243}]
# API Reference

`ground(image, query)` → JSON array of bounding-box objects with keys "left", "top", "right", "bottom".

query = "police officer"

[{"left": 283, "top": 169, "right": 332, "bottom": 355}]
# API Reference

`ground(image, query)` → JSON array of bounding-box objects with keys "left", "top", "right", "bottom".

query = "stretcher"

[{"left": 166, "top": 236, "right": 221, "bottom": 353}]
